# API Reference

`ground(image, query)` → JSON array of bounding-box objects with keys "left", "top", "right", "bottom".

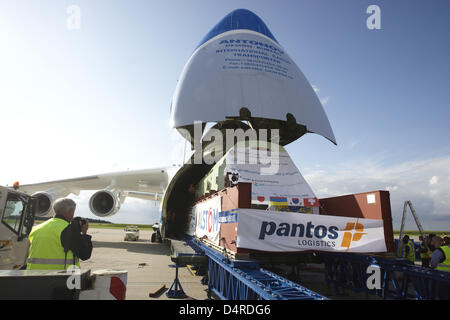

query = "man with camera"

[{"left": 26, "top": 198, "right": 93, "bottom": 270}]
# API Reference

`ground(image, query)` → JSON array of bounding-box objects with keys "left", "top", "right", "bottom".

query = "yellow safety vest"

[
  {"left": 419, "top": 244, "right": 430, "bottom": 259},
  {"left": 404, "top": 240, "right": 416, "bottom": 263},
  {"left": 26, "top": 218, "right": 80, "bottom": 270},
  {"left": 436, "top": 246, "right": 450, "bottom": 272}
]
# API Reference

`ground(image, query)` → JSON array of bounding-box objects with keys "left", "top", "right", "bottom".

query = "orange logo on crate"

[
  {"left": 341, "top": 222, "right": 366, "bottom": 248},
  {"left": 207, "top": 208, "right": 213, "bottom": 233}
]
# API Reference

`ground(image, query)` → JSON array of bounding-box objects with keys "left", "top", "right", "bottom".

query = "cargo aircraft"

[{"left": 17, "top": 9, "right": 337, "bottom": 242}]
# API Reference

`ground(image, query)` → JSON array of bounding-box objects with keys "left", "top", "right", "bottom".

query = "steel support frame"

[
  {"left": 321, "top": 252, "right": 450, "bottom": 300},
  {"left": 185, "top": 237, "right": 327, "bottom": 300}
]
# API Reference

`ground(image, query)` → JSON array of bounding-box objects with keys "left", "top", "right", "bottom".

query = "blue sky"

[{"left": 0, "top": 1, "right": 449, "bottom": 229}]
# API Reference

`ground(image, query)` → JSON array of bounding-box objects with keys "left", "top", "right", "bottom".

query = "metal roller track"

[{"left": 185, "top": 236, "right": 327, "bottom": 300}]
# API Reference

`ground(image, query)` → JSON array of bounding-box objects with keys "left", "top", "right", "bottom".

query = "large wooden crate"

[{"left": 192, "top": 183, "right": 395, "bottom": 255}]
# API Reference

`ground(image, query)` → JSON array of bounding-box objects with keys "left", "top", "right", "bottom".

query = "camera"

[{"left": 73, "top": 216, "right": 87, "bottom": 225}]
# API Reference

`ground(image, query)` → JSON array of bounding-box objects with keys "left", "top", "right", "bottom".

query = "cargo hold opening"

[{"left": 161, "top": 162, "right": 212, "bottom": 239}]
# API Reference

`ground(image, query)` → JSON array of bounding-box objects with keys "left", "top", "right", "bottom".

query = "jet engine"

[
  {"left": 32, "top": 191, "right": 56, "bottom": 217},
  {"left": 89, "top": 190, "right": 121, "bottom": 217}
]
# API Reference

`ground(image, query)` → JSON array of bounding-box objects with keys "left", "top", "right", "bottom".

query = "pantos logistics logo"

[
  {"left": 256, "top": 219, "right": 369, "bottom": 250},
  {"left": 340, "top": 222, "right": 366, "bottom": 249}
]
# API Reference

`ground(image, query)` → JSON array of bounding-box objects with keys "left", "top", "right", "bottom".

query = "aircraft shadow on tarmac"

[{"left": 91, "top": 240, "right": 170, "bottom": 256}]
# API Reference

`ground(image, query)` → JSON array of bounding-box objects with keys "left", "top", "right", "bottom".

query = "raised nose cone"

[
  {"left": 196, "top": 9, "right": 279, "bottom": 49},
  {"left": 171, "top": 9, "right": 336, "bottom": 146}
]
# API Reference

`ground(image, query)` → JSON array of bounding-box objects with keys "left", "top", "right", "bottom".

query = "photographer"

[{"left": 27, "top": 198, "right": 93, "bottom": 270}]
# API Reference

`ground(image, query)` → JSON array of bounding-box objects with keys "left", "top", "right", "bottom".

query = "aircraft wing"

[
  {"left": 125, "top": 190, "right": 164, "bottom": 201},
  {"left": 17, "top": 167, "right": 178, "bottom": 217},
  {"left": 19, "top": 167, "right": 173, "bottom": 197}
]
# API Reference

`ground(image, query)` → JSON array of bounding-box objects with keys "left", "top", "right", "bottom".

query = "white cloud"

[
  {"left": 429, "top": 175, "right": 439, "bottom": 185},
  {"left": 320, "top": 97, "right": 330, "bottom": 105},
  {"left": 304, "top": 156, "right": 450, "bottom": 230},
  {"left": 311, "top": 85, "right": 330, "bottom": 105}
]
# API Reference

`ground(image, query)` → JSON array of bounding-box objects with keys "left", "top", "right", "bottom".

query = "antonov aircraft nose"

[
  {"left": 196, "top": 8, "right": 279, "bottom": 50},
  {"left": 170, "top": 8, "right": 336, "bottom": 146}
]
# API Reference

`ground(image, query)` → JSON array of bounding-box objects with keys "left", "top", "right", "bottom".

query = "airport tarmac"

[{"left": 80, "top": 228, "right": 209, "bottom": 300}]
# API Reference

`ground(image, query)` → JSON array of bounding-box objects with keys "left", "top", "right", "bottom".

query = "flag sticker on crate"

[
  {"left": 303, "top": 198, "right": 320, "bottom": 207},
  {"left": 270, "top": 197, "right": 288, "bottom": 206}
]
